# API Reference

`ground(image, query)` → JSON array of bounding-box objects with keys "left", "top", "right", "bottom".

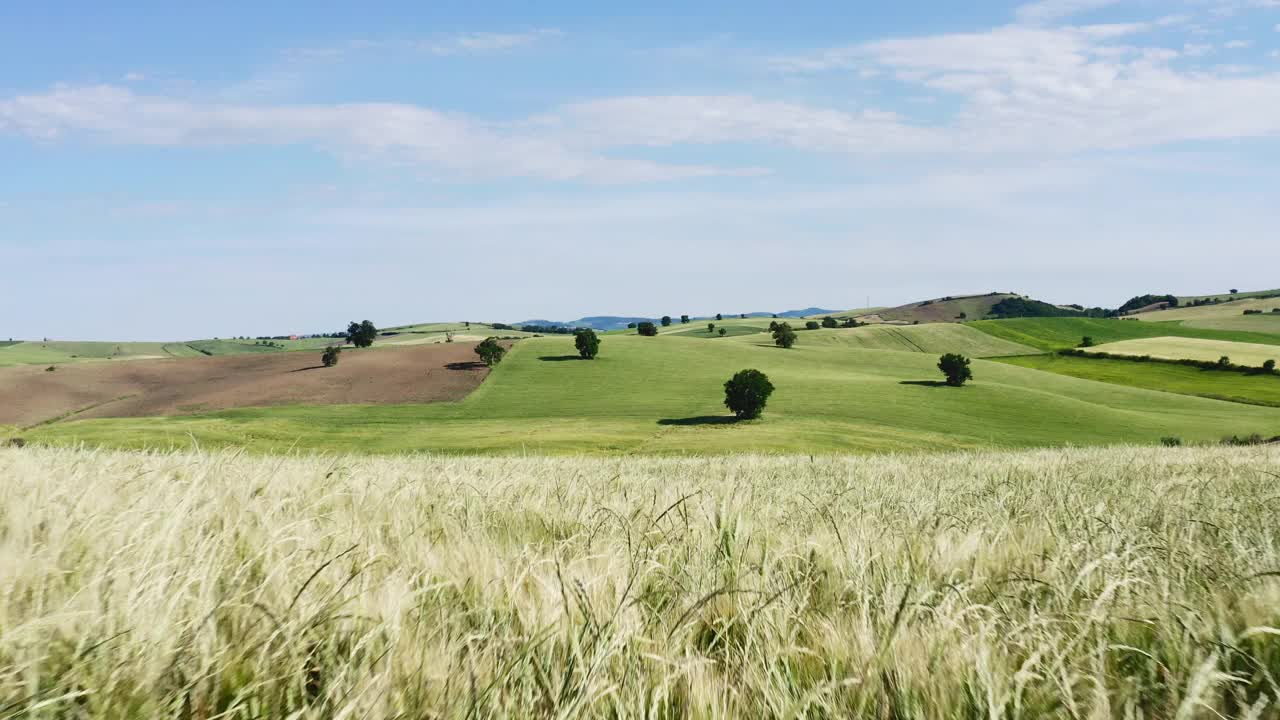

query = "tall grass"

[{"left": 2, "top": 445, "right": 1279, "bottom": 718}]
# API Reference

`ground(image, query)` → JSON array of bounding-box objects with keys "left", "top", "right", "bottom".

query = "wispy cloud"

[
  {"left": 417, "top": 29, "right": 562, "bottom": 55},
  {"left": 1014, "top": 0, "right": 1121, "bottom": 25}
]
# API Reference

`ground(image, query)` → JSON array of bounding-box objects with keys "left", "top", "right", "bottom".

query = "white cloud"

[
  {"left": 416, "top": 29, "right": 561, "bottom": 56},
  {"left": 1224, "top": 39, "right": 1252, "bottom": 48},
  {"left": 1015, "top": 0, "right": 1121, "bottom": 25},
  {"left": 0, "top": 85, "right": 745, "bottom": 183},
  {"left": 122, "top": 71, "right": 146, "bottom": 82}
]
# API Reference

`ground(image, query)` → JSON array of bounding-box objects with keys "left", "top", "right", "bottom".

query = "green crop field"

[
  {"left": 994, "top": 352, "right": 1280, "bottom": 407},
  {"left": 1085, "top": 336, "right": 1280, "bottom": 367},
  {"left": 1179, "top": 314, "right": 1280, "bottom": 335},
  {"left": 1136, "top": 296, "right": 1280, "bottom": 322},
  {"left": 968, "top": 316, "right": 1280, "bottom": 352},
  {"left": 799, "top": 323, "right": 1035, "bottom": 357},
  {"left": 666, "top": 321, "right": 769, "bottom": 339},
  {"left": 30, "top": 332, "right": 1280, "bottom": 454},
  {"left": 0, "top": 340, "right": 198, "bottom": 367}
]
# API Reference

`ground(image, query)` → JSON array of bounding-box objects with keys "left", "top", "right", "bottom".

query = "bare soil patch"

[{"left": 0, "top": 343, "right": 496, "bottom": 427}]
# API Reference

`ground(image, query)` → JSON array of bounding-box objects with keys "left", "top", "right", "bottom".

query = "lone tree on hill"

[
  {"left": 680, "top": 315, "right": 690, "bottom": 324},
  {"left": 772, "top": 322, "right": 797, "bottom": 349},
  {"left": 822, "top": 316, "right": 838, "bottom": 328},
  {"left": 475, "top": 338, "right": 506, "bottom": 367},
  {"left": 346, "top": 320, "right": 378, "bottom": 348},
  {"left": 637, "top": 321, "right": 658, "bottom": 337},
  {"left": 708, "top": 322, "right": 716, "bottom": 333},
  {"left": 321, "top": 346, "right": 341, "bottom": 367},
  {"left": 937, "top": 353, "right": 973, "bottom": 386},
  {"left": 716, "top": 313, "right": 723, "bottom": 321},
  {"left": 1080, "top": 336, "right": 1095, "bottom": 348},
  {"left": 574, "top": 328, "right": 600, "bottom": 359},
  {"left": 661, "top": 316, "right": 672, "bottom": 327},
  {"left": 724, "top": 369, "right": 775, "bottom": 419},
  {"left": 718, "top": 327, "right": 727, "bottom": 336}
]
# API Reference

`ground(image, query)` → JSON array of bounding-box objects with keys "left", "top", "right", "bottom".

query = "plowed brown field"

[{"left": 1, "top": 343, "right": 494, "bottom": 428}]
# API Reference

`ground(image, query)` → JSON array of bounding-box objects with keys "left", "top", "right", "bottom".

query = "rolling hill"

[{"left": 29, "top": 332, "right": 1280, "bottom": 454}]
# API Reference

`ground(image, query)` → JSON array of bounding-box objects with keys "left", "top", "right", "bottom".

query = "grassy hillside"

[
  {"left": 1180, "top": 314, "right": 1280, "bottom": 335},
  {"left": 796, "top": 323, "right": 1035, "bottom": 357},
  {"left": 1085, "top": 337, "right": 1280, "bottom": 367},
  {"left": 29, "top": 333, "right": 1280, "bottom": 454},
  {"left": 994, "top": 352, "right": 1280, "bottom": 407},
  {"left": 1176, "top": 288, "right": 1280, "bottom": 304},
  {"left": 968, "top": 317, "right": 1280, "bottom": 352},
  {"left": 1134, "top": 296, "right": 1280, "bottom": 322},
  {"left": 0, "top": 341, "right": 201, "bottom": 367},
  {"left": 860, "top": 293, "right": 1015, "bottom": 324},
  {"left": 6, "top": 444, "right": 1279, "bottom": 717}
]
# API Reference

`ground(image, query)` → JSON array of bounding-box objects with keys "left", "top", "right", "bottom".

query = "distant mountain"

[
  {"left": 776, "top": 308, "right": 839, "bottom": 318},
  {"left": 513, "top": 307, "right": 840, "bottom": 330}
]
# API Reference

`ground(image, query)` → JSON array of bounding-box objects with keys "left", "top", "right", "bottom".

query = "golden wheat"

[{"left": 2, "top": 444, "right": 1279, "bottom": 718}]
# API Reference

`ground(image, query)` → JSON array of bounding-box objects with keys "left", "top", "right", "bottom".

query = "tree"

[
  {"left": 574, "top": 328, "right": 601, "bottom": 359},
  {"left": 1231, "top": 289, "right": 1239, "bottom": 294},
  {"left": 716, "top": 313, "right": 723, "bottom": 321},
  {"left": 740, "top": 313, "right": 746, "bottom": 319},
  {"left": 957, "top": 312, "right": 967, "bottom": 320},
  {"left": 627, "top": 322, "right": 637, "bottom": 329},
  {"left": 321, "top": 346, "right": 341, "bottom": 367},
  {"left": 1080, "top": 336, "right": 1095, "bottom": 348},
  {"left": 346, "top": 320, "right": 378, "bottom": 348},
  {"left": 772, "top": 322, "right": 797, "bottom": 349},
  {"left": 475, "top": 338, "right": 506, "bottom": 367},
  {"left": 1218, "top": 355, "right": 1232, "bottom": 368},
  {"left": 1264, "top": 359, "right": 1276, "bottom": 373},
  {"left": 821, "top": 316, "right": 838, "bottom": 328},
  {"left": 661, "top": 315, "right": 672, "bottom": 327},
  {"left": 637, "top": 322, "right": 658, "bottom": 336},
  {"left": 723, "top": 369, "right": 775, "bottom": 419},
  {"left": 768, "top": 320, "right": 780, "bottom": 332},
  {"left": 805, "top": 321, "right": 820, "bottom": 330},
  {"left": 718, "top": 328, "right": 727, "bottom": 336},
  {"left": 708, "top": 323, "right": 716, "bottom": 333},
  {"left": 680, "top": 315, "right": 690, "bottom": 324},
  {"left": 937, "top": 353, "right": 973, "bottom": 386}
]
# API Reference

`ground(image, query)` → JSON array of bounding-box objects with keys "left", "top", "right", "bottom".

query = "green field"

[
  {"left": 30, "top": 332, "right": 1280, "bottom": 454},
  {"left": 994, "top": 352, "right": 1280, "bottom": 407},
  {"left": 799, "top": 323, "right": 1035, "bottom": 357},
  {"left": 666, "top": 321, "right": 769, "bottom": 339},
  {"left": 0, "top": 340, "right": 202, "bottom": 367},
  {"left": 1180, "top": 314, "right": 1280, "bottom": 334},
  {"left": 1136, "top": 296, "right": 1280, "bottom": 323},
  {"left": 1085, "top": 336, "right": 1280, "bottom": 367},
  {"left": 1175, "top": 287, "right": 1280, "bottom": 304},
  {"left": 968, "top": 316, "right": 1280, "bottom": 352}
]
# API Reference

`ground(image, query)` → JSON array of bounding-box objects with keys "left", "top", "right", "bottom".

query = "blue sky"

[{"left": 3, "top": 0, "right": 1280, "bottom": 340}]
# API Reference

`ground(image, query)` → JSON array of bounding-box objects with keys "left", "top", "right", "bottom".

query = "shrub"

[
  {"left": 637, "top": 322, "right": 658, "bottom": 337},
  {"left": 937, "top": 354, "right": 973, "bottom": 386},
  {"left": 1263, "top": 359, "right": 1276, "bottom": 373},
  {"left": 321, "top": 346, "right": 341, "bottom": 367},
  {"left": 574, "top": 329, "right": 600, "bottom": 359},
  {"left": 346, "top": 320, "right": 378, "bottom": 348},
  {"left": 723, "top": 369, "right": 775, "bottom": 419},
  {"left": 805, "top": 321, "right": 820, "bottom": 330},
  {"left": 708, "top": 323, "right": 716, "bottom": 333},
  {"left": 474, "top": 338, "right": 506, "bottom": 367},
  {"left": 1160, "top": 436, "right": 1182, "bottom": 447},
  {"left": 718, "top": 328, "right": 727, "bottom": 336},
  {"left": 661, "top": 316, "right": 672, "bottom": 327},
  {"left": 45, "top": 365, "right": 56, "bottom": 372},
  {"left": 627, "top": 323, "right": 637, "bottom": 329},
  {"left": 841, "top": 318, "right": 860, "bottom": 328},
  {"left": 1244, "top": 309, "right": 1262, "bottom": 315},
  {"left": 1079, "top": 336, "right": 1094, "bottom": 348},
  {"left": 1218, "top": 356, "right": 1231, "bottom": 368},
  {"left": 772, "top": 322, "right": 797, "bottom": 349},
  {"left": 821, "top": 316, "right": 838, "bottom": 328},
  {"left": 1223, "top": 433, "right": 1265, "bottom": 446}
]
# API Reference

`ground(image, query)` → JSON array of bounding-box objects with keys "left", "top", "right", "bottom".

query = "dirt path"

[{"left": 0, "top": 343, "right": 496, "bottom": 428}]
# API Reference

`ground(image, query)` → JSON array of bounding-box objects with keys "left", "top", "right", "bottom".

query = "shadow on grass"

[
  {"left": 899, "top": 380, "right": 953, "bottom": 387},
  {"left": 657, "top": 415, "right": 744, "bottom": 426},
  {"left": 445, "top": 361, "right": 487, "bottom": 370},
  {"left": 538, "top": 355, "right": 585, "bottom": 362},
  {"left": 289, "top": 365, "right": 327, "bottom": 373}
]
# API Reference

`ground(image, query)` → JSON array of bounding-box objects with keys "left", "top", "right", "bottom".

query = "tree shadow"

[
  {"left": 538, "top": 355, "right": 585, "bottom": 362},
  {"left": 289, "top": 365, "right": 327, "bottom": 373},
  {"left": 446, "top": 361, "right": 487, "bottom": 370},
  {"left": 657, "top": 415, "right": 744, "bottom": 426},
  {"left": 899, "top": 380, "right": 952, "bottom": 387}
]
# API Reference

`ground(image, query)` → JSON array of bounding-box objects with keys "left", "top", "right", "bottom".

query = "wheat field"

[{"left": 2, "top": 445, "right": 1280, "bottom": 718}]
